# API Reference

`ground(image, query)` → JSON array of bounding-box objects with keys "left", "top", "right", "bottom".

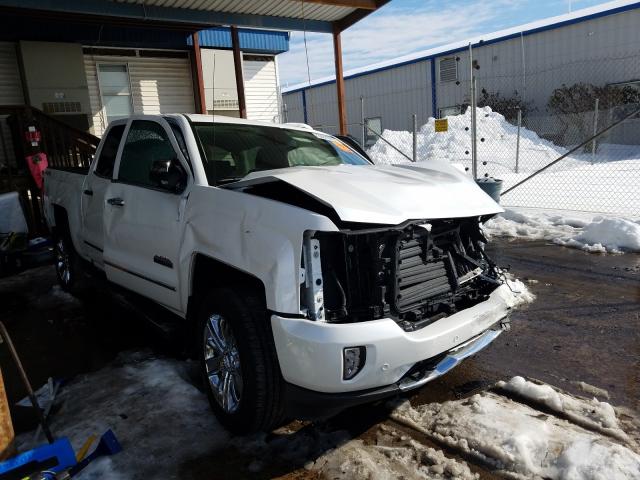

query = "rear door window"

[{"left": 94, "top": 124, "right": 125, "bottom": 178}]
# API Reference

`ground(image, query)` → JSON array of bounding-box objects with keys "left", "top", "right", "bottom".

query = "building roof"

[
  {"left": 283, "top": 0, "right": 640, "bottom": 93},
  {"left": 0, "top": 0, "right": 390, "bottom": 33}
]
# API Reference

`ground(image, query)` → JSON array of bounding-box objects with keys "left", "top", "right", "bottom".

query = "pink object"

[{"left": 26, "top": 152, "right": 48, "bottom": 190}]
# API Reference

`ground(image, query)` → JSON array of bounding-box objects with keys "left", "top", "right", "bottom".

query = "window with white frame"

[
  {"left": 439, "top": 57, "right": 458, "bottom": 83},
  {"left": 98, "top": 64, "right": 133, "bottom": 125},
  {"left": 365, "top": 117, "right": 382, "bottom": 147}
]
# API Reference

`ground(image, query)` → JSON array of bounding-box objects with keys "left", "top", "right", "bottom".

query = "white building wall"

[
  {"left": 84, "top": 51, "right": 195, "bottom": 136},
  {"left": 243, "top": 54, "right": 280, "bottom": 123},
  {"left": 0, "top": 42, "right": 24, "bottom": 105}
]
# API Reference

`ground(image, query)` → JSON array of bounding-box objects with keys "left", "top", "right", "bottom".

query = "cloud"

[{"left": 278, "top": 0, "right": 527, "bottom": 87}]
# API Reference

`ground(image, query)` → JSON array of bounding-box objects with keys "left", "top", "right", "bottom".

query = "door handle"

[
  {"left": 83, "top": 189, "right": 93, "bottom": 196},
  {"left": 107, "top": 197, "right": 125, "bottom": 207}
]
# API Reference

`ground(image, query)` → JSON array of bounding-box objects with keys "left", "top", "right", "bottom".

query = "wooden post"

[
  {"left": 0, "top": 367, "right": 15, "bottom": 460},
  {"left": 231, "top": 26, "right": 247, "bottom": 119},
  {"left": 191, "top": 32, "right": 207, "bottom": 115},
  {"left": 333, "top": 26, "right": 347, "bottom": 136}
]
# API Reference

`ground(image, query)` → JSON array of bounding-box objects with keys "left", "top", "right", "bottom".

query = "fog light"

[{"left": 343, "top": 346, "right": 366, "bottom": 380}]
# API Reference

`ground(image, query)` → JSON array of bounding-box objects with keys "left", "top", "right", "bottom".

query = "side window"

[
  {"left": 118, "top": 120, "right": 176, "bottom": 187},
  {"left": 94, "top": 124, "right": 125, "bottom": 178}
]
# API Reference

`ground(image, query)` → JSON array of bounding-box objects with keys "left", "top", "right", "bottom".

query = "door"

[
  {"left": 81, "top": 123, "right": 126, "bottom": 264},
  {"left": 103, "top": 118, "right": 190, "bottom": 312}
]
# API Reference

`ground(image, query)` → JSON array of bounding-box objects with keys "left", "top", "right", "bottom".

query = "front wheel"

[{"left": 198, "top": 288, "right": 286, "bottom": 433}]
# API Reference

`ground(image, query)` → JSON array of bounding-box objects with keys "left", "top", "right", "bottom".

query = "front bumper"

[
  {"left": 271, "top": 283, "right": 517, "bottom": 394},
  {"left": 283, "top": 326, "right": 507, "bottom": 418}
]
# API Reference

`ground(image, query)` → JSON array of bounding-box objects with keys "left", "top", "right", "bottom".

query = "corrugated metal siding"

[
  {"left": 244, "top": 56, "right": 279, "bottom": 123},
  {"left": 283, "top": 60, "right": 432, "bottom": 139},
  {"left": 84, "top": 53, "right": 196, "bottom": 136},
  {"left": 0, "top": 42, "right": 24, "bottom": 105},
  {"left": 114, "top": 0, "right": 355, "bottom": 22},
  {"left": 195, "top": 28, "right": 289, "bottom": 54}
]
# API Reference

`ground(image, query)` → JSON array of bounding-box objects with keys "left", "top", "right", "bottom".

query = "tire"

[
  {"left": 52, "top": 227, "right": 86, "bottom": 296},
  {"left": 197, "top": 287, "right": 286, "bottom": 433}
]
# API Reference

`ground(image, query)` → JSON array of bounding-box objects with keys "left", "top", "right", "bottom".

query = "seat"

[{"left": 253, "top": 144, "right": 289, "bottom": 172}]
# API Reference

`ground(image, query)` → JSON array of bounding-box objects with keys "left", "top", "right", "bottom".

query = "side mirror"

[{"left": 150, "top": 159, "right": 187, "bottom": 193}]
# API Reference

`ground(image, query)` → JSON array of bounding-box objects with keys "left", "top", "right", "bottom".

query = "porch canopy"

[{"left": 0, "top": 0, "right": 391, "bottom": 132}]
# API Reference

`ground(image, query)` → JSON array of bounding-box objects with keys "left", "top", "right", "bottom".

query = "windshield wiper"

[{"left": 216, "top": 176, "right": 246, "bottom": 186}]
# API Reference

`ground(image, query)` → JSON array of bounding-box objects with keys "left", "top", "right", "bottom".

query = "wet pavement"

[{"left": 0, "top": 238, "right": 638, "bottom": 478}]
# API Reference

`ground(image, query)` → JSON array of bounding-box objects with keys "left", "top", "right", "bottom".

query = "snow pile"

[
  {"left": 502, "top": 275, "right": 536, "bottom": 307},
  {"left": 17, "top": 351, "right": 229, "bottom": 479},
  {"left": 557, "top": 217, "right": 640, "bottom": 253},
  {"left": 368, "top": 106, "right": 566, "bottom": 171},
  {"left": 496, "top": 376, "right": 629, "bottom": 443},
  {"left": 391, "top": 386, "right": 640, "bottom": 479},
  {"left": 312, "top": 425, "right": 478, "bottom": 480},
  {"left": 484, "top": 208, "right": 640, "bottom": 253}
]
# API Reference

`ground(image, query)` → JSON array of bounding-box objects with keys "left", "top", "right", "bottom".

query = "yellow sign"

[{"left": 434, "top": 118, "right": 448, "bottom": 132}]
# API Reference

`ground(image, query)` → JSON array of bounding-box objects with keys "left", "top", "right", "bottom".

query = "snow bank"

[
  {"left": 391, "top": 388, "right": 640, "bottom": 479},
  {"left": 484, "top": 208, "right": 640, "bottom": 253},
  {"left": 17, "top": 351, "right": 229, "bottom": 479},
  {"left": 496, "top": 376, "right": 629, "bottom": 442},
  {"left": 369, "top": 106, "right": 566, "bottom": 171}
]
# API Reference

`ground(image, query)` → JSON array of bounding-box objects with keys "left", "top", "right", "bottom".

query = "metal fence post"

[
  {"left": 515, "top": 108, "right": 522, "bottom": 174},
  {"left": 412, "top": 113, "right": 418, "bottom": 162},
  {"left": 591, "top": 97, "right": 599, "bottom": 161},
  {"left": 469, "top": 43, "right": 478, "bottom": 179},
  {"left": 360, "top": 96, "right": 365, "bottom": 147}
]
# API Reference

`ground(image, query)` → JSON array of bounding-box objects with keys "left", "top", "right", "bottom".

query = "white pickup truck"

[{"left": 43, "top": 114, "right": 519, "bottom": 433}]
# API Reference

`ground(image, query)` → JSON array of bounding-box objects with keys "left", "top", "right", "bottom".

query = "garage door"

[
  {"left": 0, "top": 42, "right": 24, "bottom": 105},
  {"left": 243, "top": 55, "right": 280, "bottom": 123},
  {"left": 84, "top": 49, "right": 196, "bottom": 136}
]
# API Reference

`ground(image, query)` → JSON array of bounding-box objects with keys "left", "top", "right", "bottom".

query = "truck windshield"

[{"left": 192, "top": 123, "right": 370, "bottom": 185}]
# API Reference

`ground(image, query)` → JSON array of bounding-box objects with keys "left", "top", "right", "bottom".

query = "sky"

[{"left": 278, "top": 0, "right": 617, "bottom": 88}]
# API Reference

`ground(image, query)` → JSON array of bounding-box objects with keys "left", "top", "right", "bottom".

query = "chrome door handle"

[{"left": 107, "top": 197, "right": 125, "bottom": 207}]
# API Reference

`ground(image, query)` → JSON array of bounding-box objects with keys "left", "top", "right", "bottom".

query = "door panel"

[
  {"left": 102, "top": 118, "right": 189, "bottom": 312},
  {"left": 81, "top": 123, "right": 126, "bottom": 263}
]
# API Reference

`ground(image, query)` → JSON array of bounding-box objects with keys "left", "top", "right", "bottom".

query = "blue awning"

[{"left": 190, "top": 27, "right": 289, "bottom": 54}]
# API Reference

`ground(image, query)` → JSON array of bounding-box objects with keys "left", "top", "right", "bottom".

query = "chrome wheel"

[
  {"left": 204, "top": 313, "right": 243, "bottom": 413},
  {"left": 55, "top": 238, "right": 71, "bottom": 286}
]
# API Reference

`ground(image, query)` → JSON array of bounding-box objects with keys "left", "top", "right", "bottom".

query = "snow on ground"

[
  {"left": 391, "top": 380, "right": 640, "bottom": 479},
  {"left": 312, "top": 425, "right": 478, "bottom": 480},
  {"left": 15, "top": 351, "right": 640, "bottom": 479},
  {"left": 483, "top": 207, "right": 640, "bottom": 253},
  {"left": 17, "top": 351, "right": 229, "bottom": 479},
  {"left": 496, "top": 376, "right": 630, "bottom": 443}
]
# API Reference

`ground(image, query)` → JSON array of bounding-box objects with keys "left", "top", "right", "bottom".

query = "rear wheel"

[
  {"left": 53, "top": 229, "right": 86, "bottom": 296},
  {"left": 198, "top": 288, "right": 285, "bottom": 433}
]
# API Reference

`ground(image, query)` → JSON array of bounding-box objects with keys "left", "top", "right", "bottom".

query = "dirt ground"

[{"left": 1, "top": 238, "right": 638, "bottom": 478}]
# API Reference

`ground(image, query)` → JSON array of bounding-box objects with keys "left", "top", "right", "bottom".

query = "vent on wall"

[
  {"left": 439, "top": 57, "right": 458, "bottom": 82},
  {"left": 213, "top": 99, "right": 239, "bottom": 109},
  {"left": 42, "top": 102, "right": 82, "bottom": 114}
]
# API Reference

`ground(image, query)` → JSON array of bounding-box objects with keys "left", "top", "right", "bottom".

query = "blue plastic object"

[{"left": 0, "top": 438, "right": 76, "bottom": 476}]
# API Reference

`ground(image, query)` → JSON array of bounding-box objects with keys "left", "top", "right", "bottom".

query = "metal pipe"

[
  {"left": 591, "top": 97, "right": 599, "bottom": 161},
  {"left": 363, "top": 122, "right": 413, "bottom": 162},
  {"left": 360, "top": 96, "right": 365, "bottom": 148},
  {"left": 502, "top": 106, "right": 640, "bottom": 196},
  {"left": 0, "top": 321, "right": 54, "bottom": 444},
  {"left": 515, "top": 108, "right": 521, "bottom": 174},
  {"left": 412, "top": 113, "right": 418, "bottom": 162}
]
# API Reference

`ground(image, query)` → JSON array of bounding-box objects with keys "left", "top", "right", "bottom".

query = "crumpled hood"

[{"left": 226, "top": 162, "right": 503, "bottom": 225}]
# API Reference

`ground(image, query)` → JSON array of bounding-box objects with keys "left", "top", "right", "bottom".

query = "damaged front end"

[{"left": 301, "top": 217, "right": 503, "bottom": 331}]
